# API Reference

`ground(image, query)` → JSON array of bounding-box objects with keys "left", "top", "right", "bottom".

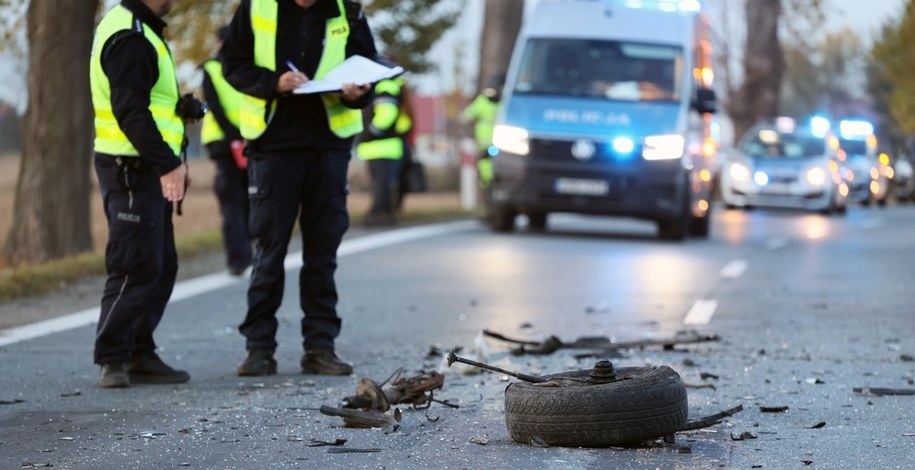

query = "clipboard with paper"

[{"left": 292, "top": 55, "right": 404, "bottom": 95}]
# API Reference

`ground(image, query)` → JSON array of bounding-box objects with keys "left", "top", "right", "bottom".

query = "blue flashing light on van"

[{"left": 487, "top": 0, "right": 718, "bottom": 240}]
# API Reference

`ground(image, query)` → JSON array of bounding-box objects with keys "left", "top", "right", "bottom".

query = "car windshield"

[
  {"left": 513, "top": 38, "right": 683, "bottom": 102},
  {"left": 741, "top": 130, "right": 825, "bottom": 160},
  {"left": 839, "top": 139, "right": 868, "bottom": 156}
]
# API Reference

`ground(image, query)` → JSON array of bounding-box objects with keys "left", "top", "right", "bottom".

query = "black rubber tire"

[
  {"left": 689, "top": 208, "right": 711, "bottom": 238},
  {"left": 527, "top": 212, "right": 547, "bottom": 231},
  {"left": 489, "top": 203, "right": 516, "bottom": 232},
  {"left": 504, "top": 366, "right": 688, "bottom": 447}
]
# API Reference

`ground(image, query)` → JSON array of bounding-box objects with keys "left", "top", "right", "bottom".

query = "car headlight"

[
  {"left": 642, "top": 135, "right": 684, "bottom": 160},
  {"left": 492, "top": 125, "right": 529, "bottom": 156},
  {"left": 805, "top": 167, "right": 827, "bottom": 186},
  {"left": 728, "top": 162, "right": 751, "bottom": 182}
]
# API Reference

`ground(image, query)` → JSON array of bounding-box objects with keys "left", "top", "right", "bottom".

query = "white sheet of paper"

[{"left": 292, "top": 55, "right": 404, "bottom": 95}]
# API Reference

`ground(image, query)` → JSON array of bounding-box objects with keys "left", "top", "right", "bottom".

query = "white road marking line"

[
  {"left": 721, "top": 259, "right": 748, "bottom": 279},
  {"left": 765, "top": 237, "right": 788, "bottom": 250},
  {"left": 0, "top": 220, "right": 477, "bottom": 347},
  {"left": 684, "top": 299, "right": 718, "bottom": 326}
]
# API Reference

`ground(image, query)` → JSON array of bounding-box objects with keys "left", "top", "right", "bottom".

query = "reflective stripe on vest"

[
  {"left": 90, "top": 5, "right": 184, "bottom": 156},
  {"left": 242, "top": 0, "right": 363, "bottom": 140},
  {"left": 201, "top": 59, "right": 243, "bottom": 144},
  {"left": 357, "top": 78, "right": 404, "bottom": 160},
  {"left": 357, "top": 137, "right": 403, "bottom": 160}
]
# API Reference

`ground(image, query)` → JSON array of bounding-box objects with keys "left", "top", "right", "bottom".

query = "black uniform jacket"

[
  {"left": 221, "top": 0, "right": 378, "bottom": 152},
  {"left": 97, "top": 0, "right": 181, "bottom": 176}
]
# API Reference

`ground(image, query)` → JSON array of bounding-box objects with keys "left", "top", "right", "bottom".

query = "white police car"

[{"left": 720, "top": 117, "right": 848, "bottom": 215}]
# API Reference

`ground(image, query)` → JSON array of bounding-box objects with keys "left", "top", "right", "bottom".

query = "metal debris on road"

[
  {"left": 319, "top": 405, "right": 401, "bottom": 429},
  {"left": 482, "top": 329, "right": 720, "bottom": 355},
  {"left": 680, "top": 405, "right": 744, "bottom": 431},
  {"left": 446, "top": 350, "right": 546, "bottom": 383},
  {"left": 760, "top": 406, "right": 790, "bottom": 413},
  {"left": 853, "top": 387, "right": 915, "bottom": 396},
  {"left": 341, "top": 369, "right": 447, "bottom": 411},
  {"left": 326, "top": 447, "right": 382, "bottom": 453},
  {"left": 469, "top": 436, "right": 489, "bottom": 445},
  {"left": 307, "top": 438, "right": 347, "bottom": 447},
  {"left": 807, "top": 422, "right": 826, "bottom": 429}
]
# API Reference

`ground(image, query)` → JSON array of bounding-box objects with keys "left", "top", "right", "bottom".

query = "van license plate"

[{"left": 555, "top": 178, "right": 610, "bottom": 196}]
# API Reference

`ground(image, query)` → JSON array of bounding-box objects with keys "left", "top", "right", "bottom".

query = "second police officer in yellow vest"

[
  {"left": 221, "top": 0, "right": 377, "bottom": 376},
  {"left": 200, "top": 26, "right": 252, "bottom": 277},
  {"left": 357, "top": 75, "right": 413, "bottom": 226}
]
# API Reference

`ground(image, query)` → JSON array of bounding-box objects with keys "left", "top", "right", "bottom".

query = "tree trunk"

[
  {"left": 726, "top": 0, "right": 784, "bottom": 143},
  {"left": 477, "top": 0, "right": 524, "bottom": 93},
  {"left": 2, "top": 0, "right": 97, "bottom": 266}
]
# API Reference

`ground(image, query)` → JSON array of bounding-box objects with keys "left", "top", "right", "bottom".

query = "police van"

[{"left": 488, "top": 0, "right": 718, "bottom": 240}]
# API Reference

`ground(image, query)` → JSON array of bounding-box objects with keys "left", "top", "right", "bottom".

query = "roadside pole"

[{"left": 460, "top": 137, "right": 478, "bottom": 210}]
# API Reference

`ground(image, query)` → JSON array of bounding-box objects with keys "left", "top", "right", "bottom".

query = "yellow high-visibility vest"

[
  {"left": 200, "top": 59, "right": 243, "bottom": 144},
  {"left": 240, "top": 0, "right": 363, "bottom": 140},
  {"left": 357, "top": 78, "right": 406, "bottom": 160},
  {"left": 90, "top": 4, "right": 184, "bottom": 157}
]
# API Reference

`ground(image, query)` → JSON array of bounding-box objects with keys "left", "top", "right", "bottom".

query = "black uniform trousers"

[
  {"left": 239, "top": 148, "right": 350, "bottom": 352},
  {"left": 208, "top": 143, "right": 252, "bottom": 273},
  {"left": 93, "top": 154, "right": 178, "bottom": 365},
  {"left": 367, "top": 157, "right": 402, "bottom": 221}
]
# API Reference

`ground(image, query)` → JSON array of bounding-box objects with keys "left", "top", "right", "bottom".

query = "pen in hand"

[
  {"left": 285, "top": 60, "right": 302, "bottom": 74},
  {"left": 281, "top": 60, "right": 308, "bottom": 93}
]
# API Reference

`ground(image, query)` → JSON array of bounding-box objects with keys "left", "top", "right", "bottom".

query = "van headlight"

[
  {"left": 642, "top": 134, "right": 685, "bottom": 160},
  {"left": 805, "top": 167, "right": 827, "bottom": 186},
  {"left": 729, "top": 162, "right": 751, "bottom": 182},
  {"left": 493, "top": 125, "right": 530, "bottom": 156}
]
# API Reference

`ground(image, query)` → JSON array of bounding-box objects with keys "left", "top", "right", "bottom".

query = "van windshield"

[
  {"left": 839, "top": 139, "right": 868, "bottom": 156},
  {"left": 513, "top": 38, "right": 683, "bottom": 102}
]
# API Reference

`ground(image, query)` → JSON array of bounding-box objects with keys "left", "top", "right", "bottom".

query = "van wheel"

[
  {"left": 689, "top": 205, "right": 711, "bottom": 238},
  {"left": 504, "top": 365, "right": 688, "bottom": 447},
  {"left": 658, "top": 186, "right": 691, "bottom": 241},
  {"left": 658, "top": 217, "right": 688, "bottom": 240},
  {"left": 490, "top": 204, "right": 516, "bottom": 232},
  {"left": 527, "top": 212, "right": 547, "bottom": 231}
]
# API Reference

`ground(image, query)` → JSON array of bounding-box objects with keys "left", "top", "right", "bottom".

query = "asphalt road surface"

[{"left": 1, "top": 203, "right": 913, "bottom": 469}]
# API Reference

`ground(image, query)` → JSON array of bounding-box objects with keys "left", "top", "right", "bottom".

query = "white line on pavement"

[
  {"left": 720, "top": 259, "right": 748, "bottom": 279},
  {"left": 683, "top": 299, "right": 718, "bottom": 326},
  {"left": 0, "top": 220, "right": 477, "bottom": 348},
  {"left": 765, "top": 237, "right": 788, "bottom": 250}
]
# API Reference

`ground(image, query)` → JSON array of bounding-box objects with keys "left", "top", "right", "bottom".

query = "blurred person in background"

[
  {"left": 357, "top": 72, "right": 411, "bottom": 226},
  {"left": 200, "top": 25, "right": 252, "bottom": 276},
  {"left": 462, "top": 74, "right": 504, "bottom": 209}
]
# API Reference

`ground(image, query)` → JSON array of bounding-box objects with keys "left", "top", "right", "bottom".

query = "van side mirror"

[{"left": 693, "top": 87, "right": 717, "bottom": 114}]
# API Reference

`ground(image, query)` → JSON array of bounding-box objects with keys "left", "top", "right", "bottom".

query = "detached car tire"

[{"left": 504, "top": 365, "right": 687, "bottom": 447}]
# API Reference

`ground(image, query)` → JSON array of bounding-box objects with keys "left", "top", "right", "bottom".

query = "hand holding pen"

[{"left": 277, "top": 60, "right": 309, "bottom": 93}]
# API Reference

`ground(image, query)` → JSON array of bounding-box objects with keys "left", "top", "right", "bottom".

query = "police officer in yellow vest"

[
  {"left": 89, "top": 0, "right": 193, "bottom": 388},
  {"left": 221, "top": 0, "right": 376, "bottom": 376},
  {"left": 357, "top": 76, "right": 411, "bottom": 226},
  {"left": 462, "top": 75, "right": 504, "bottom": 190},
  {"left": 200, "top": 26, "right": 252, "bottom": 276}
]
